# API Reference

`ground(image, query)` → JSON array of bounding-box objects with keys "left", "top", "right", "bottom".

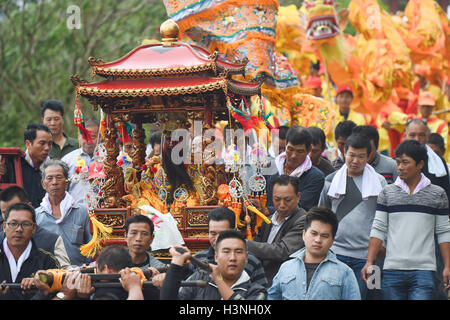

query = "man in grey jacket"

[
  {"left": 319, "top": 134, "right": 387, "bottom": 299},
  {"left": 247, "top": 175, "right": 307, "bottom": 286}
]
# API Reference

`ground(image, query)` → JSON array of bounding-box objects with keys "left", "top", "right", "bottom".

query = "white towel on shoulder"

[
  {"left": 425, "top": 144, "right": 447, "bottom": 178},
  {"left": 274, "top": 152, "right": 312, "bottom": 177},
  {"left": 327, "top": 163, "right": 383, "bottom": 199},
  {"left": 3, "top": 238, "right": 32, "bottom": 282},
  {"left": 40, "top": 192, "right": 75, "bottom": 224}
]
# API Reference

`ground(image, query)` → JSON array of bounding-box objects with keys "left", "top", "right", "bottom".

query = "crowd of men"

[{"left": 0, "top": 84, "right": 449, "bottom": 301}]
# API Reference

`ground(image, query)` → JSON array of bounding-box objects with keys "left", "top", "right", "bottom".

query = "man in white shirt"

[{"left": 61, "top": 119, "right": 99, "bottom": 206}]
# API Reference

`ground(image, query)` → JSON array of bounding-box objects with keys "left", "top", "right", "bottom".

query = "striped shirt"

[
  {"left": 193, "top": 246, "right": 269, "bottom": 288},
  {"left": 370, "top": 183, "right": 450, "bottom": 271}
]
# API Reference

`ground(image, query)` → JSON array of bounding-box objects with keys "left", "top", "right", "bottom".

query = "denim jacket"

[
  {"left": 35, "top": 203, "right": 92, "bottom": 266},
  {"left": 268, "top": 248, "right": 361, "bottom": 300}
]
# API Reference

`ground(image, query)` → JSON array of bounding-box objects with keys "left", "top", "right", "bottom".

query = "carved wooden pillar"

[
  {"left": 205, "top": 107, "right": 212, "bottom": 127},
  {"left": 132, "top": 120, "right": 146, "bottom": 176},
  {"left": 102, "top": 113, "right": 124, "bottom": 208}
]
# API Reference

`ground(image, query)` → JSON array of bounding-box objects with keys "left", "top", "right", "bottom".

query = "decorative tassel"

[
  {"left": 227, "top": 96, "right": 271, "bottom": 134},
  {"left": 74, "top": 96, "right": 93, "bottom": 144},
  {"left": 99, "top": 113, "right": 107, "bottom": 140},
  {"left": 80, "top": 212, "right": 113, "bottom": 258},
  {"left": 243, "top": 199, "right": 271, "bottom": 225}
]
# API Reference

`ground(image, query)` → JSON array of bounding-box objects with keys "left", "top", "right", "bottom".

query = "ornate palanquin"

[{"left": 72, "top": 20, "right": 261, "bottom": 255}]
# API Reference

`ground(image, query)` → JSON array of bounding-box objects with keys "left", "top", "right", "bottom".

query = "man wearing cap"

[
  {"left": 412, "top": 65, "right": 446, "bottom": 119},
  {"left": 387, "top": 92, "right": 448, "bottom": 149},
  {"left": 417, "top": 92, "right": 448, "bottom": 147},
  {"left": 327, "top": 85, "right": 370, "bottom": 151}
]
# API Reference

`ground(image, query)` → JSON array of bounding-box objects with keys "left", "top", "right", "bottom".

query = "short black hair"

[
  {"left": 125, "top": 214, "right": 154, "bottom": 235},
  {"left": 344, "top": 133, "right": 372, "bottom": 155},
  {"left": 207, "top": 207, "right": 235, "bottom": 230},
  {"left": 24, "top": 123, "right": 52, "bottom": 143},
  {"left": 96, "top": 245, "right": 132, "bottom": 272},
  {"left": 310, "top": 60, "right": 320, "bottom": 71},
  {"left": 334, "top": 120, "right": 357, "bottom": 140},
  {"left": 428, "top": 133, "right": 445, "bottom": 153},
  {"left": 215, "top": 229, "right": 247, "bottom": 251},
  {"left": 285, "top": 125, "right": 312, "bottom": 149},
  {"left": 4, "top": 202, "right": 36, "bottom": 223},
  {"left": 40, "top": 99, "right": 65, "bottom": 117},
  {"left": 304, "top": 206, "right": 338, "bottom": 238},
  {"left": 395, "top": 139, "right": 428, "bottom": 165},
  {"left": 277, "top": 126, "right": 290, "bottom": 141},
  {"left": 272, "top": 174, "right": 300, "bottom": 194},
  {"left": 308, "top": 126, "right": 326, "bottom": 149},
  {"left": 0, "top": 186, "right": 29, "bottom": 203},
  {"left": 149, "top": 131, "right": 162, "bottom": 148},
  {"left": 352, "top": 125, "right": 379, "bottom": 150}
]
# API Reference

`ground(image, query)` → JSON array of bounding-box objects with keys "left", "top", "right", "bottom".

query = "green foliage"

[
  {"left": 0, "top": 0, "right": 168, "bottom": 147},
  {"left": 0, "top": 0, "right": 411, "bottom": 148}
]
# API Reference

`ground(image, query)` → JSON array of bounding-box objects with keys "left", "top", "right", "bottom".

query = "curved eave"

[
  {"left": 227, "top": 79, "right": 261, "bottom": 96},
  {"left": 76, "top": 78, "right": 227, "bottom": 98},
  {"left": 216, "top": 62, "right": 246, "bottom": 75},
  {"left": 188, "top": 44, "right": 248, "bottom": 75},
  {"left": 92, "top": 63, "right": 215, "bottom": 78},
  {"left": 90, "top": 43, "right": 216, "bottom": 78}
]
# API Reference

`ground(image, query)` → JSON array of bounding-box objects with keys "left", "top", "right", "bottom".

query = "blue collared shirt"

[
  {"left": 268, "top": 247, "right": 361, "bottom": 300},
  {"left": 35, "top": 203, "right": 92, "bottom": 266}
]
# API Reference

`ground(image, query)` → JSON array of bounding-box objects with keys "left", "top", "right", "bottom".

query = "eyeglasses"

[{"left": 6, "top": 221, "right": 35, "bottom": 230}]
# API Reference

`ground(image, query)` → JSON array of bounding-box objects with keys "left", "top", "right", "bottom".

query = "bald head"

[{"left": 405, "top": 119, "right": 429, "bottom": 145}]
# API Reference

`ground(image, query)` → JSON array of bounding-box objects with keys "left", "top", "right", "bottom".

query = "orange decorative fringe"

[{"left": 172, "top": 0, "right": 279, "bottom": 38}]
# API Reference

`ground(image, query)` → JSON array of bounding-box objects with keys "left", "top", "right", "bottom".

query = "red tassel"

[
  {"left": 74, "top": 97, "right": 92, "bottom": 144},
  {"left": 230, "top": 110, "right": 254, "bottom": 133}
]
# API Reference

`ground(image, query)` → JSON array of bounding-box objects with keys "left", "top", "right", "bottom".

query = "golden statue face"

[{"left": 158, "top": 112, "right": 189, "bottom": 133}]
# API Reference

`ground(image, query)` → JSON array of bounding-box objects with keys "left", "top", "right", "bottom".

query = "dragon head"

[{"left": 303, "top": 0, "right": 348, "bottom": 41}]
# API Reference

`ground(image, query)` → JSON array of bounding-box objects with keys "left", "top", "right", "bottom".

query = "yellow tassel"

[
  {"left": 80, "top": 212, "right": 113, "bottom": 258},
  {"left": 244, "top": 200, "right": 271, "bottom": 225}
]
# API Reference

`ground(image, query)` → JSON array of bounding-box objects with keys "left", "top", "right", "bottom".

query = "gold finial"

[{"left": 160, "top": 19, "right": 179, "bottom": 46}]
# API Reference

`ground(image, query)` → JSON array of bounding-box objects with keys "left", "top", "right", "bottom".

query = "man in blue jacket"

[
  {"left": 268, "top": 206, "right": 360, "bottom": 300},
  {"left": 266, "top": 125, "right": 324, "bottom": 214},
  {"left": 35, "top": 160, "right": 91, "bottom": 266}
]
